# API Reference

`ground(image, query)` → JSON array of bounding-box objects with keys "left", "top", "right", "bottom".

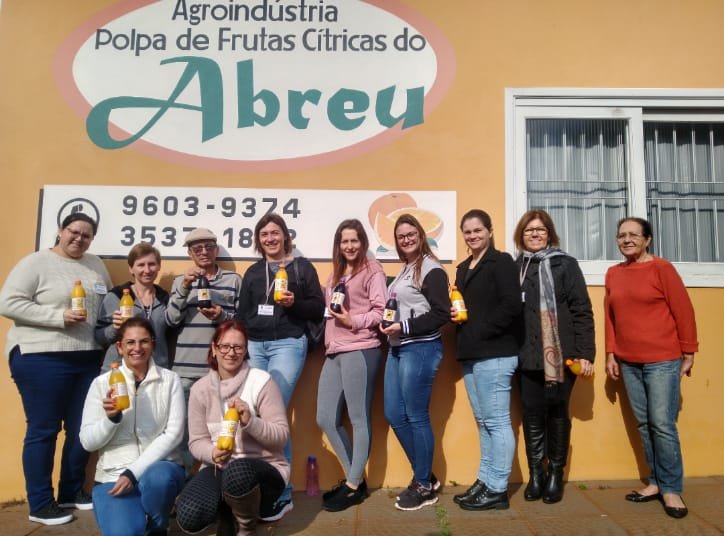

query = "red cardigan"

[{"left": 605, "top": 256, "right": 698, "bottom": 363}]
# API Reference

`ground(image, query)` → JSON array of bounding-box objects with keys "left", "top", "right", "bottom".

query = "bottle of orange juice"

[
  {"left": 450, "top": 286, "right": 468, "bottom": 323},
  {"left": 273, "top": 263, "right": 288, "bottom": 303},
  {"left": 565, "top": 359, "right": 582, "bottom": 375},
  {"left": 71, "top": 280, "right": 87, "bottom": 318},
  {"left": 109, "top": 362, "right": 130, "bottom": 411},
  {"left": 217, "top": 406, "right": 240, "bottom": 451},
  {"left": 119, "top": 289, "right": 134, "bottom": 322}
]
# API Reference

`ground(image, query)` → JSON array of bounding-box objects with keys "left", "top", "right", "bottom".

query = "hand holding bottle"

[
  {"left": 181, "top": 266, "right": 206, "bottom": 289},
  {"left": 198, "top": 303, "right": 223, "bottom": 321},
  {"left": 228, "top": 397, "right": 252, "bottom": 426},
  {"left": 63, "top": 309, "right": 87, "bottom": 326},
  {"left": 566, "top": 358, "right": 594, "bottom": 378},
  {"left": 277, "top": 290, "right": 295, "bottom": 308},
  {"left": 379, "top": 322, "right": 401, "bottom": 336},
  {"left": 328, "top": 304, "right": 352, "bottom": 328},
  {"left": 101, "top": 388, "right": 122, "bottom": 418},
  {"left": 211, "top": 446, "right": 232, "bottom": 467}
]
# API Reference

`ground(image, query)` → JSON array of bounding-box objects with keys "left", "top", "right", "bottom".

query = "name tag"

[
  {"left": 324, "top": 307, "right": 332, "bottom": 318},
  {"left": 94, "top": 283, "right": 108, "bottom": 295},
  {"left": 258, "top": 304, "right": 274, "bottom": 316}
]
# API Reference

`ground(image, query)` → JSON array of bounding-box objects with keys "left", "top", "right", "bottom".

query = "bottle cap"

[
  {"left": 74, "top": 279, "right": 81, "bottom": 285},
  {"left": 308, "top": 455, "right": 317, "bottom": 462}
]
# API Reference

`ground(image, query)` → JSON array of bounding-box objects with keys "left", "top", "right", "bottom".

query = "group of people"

[{"left": 0, "top": 206, "right": 698, "bottom": 535}]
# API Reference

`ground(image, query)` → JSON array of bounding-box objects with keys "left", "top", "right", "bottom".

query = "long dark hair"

[
  {"left": 393, "top": 213, "right": 438, "bottom": 288},
  {"left": 331, "top": 219, "right": 370, "bottom": 286},
  {"left": 207, "top": 320, "right": 248, "bottom": 371}
]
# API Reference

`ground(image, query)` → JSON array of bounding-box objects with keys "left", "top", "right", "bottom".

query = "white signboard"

[{"left": 38, "top": 185, "right": 456, "bottom": 261}]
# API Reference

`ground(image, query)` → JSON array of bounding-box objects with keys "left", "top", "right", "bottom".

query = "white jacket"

[{"left": 80, "top": 360, "right": 185, "bottom": 483}]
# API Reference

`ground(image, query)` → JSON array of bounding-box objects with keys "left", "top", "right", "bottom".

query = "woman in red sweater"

[{"left": 605, "top": 217, "right": 698, "bottom": 520}]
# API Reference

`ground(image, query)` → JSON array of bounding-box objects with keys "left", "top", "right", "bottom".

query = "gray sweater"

[{"left": 0, "top": 249, "right": 112, "bottom": 356}]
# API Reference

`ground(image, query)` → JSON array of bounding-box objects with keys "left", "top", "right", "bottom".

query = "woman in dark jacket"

[
  {"left": 238, "top": 213, "right": 324, "bottom": 520},
  {"left": 451, "top": 210, "right": 522, "bottom": 511},
  {"left": 514, "top": 209, "right": 594, "bottom": 504}
]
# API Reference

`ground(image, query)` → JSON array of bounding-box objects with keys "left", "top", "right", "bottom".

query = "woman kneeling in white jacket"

[{"left": 80, "top": 317, "right": 185, "bottom": 536}]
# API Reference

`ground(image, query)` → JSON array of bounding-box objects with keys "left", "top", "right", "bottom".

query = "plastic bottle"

[
  {"left": 305, "top": 455, "right": 319, "bottom": 496},
  {"left": 329, "top": 278, "right": 346, "bottom": 314},
  {"left": 381, "top": 292, "right": 398, "bottom": 329},
  {"left": 450, "top": 285, "right": 468, "bottom": 323},
  {"left": 119, "top": 288, "right": 134, "bottom": 321},
  {"left": 71, "top": 280, "right": 87, "bottom": 318},
  {"left": 197, "top": 272, "right": 212, "bottom": 309},
  {"left": 565, "top": 359, "right": 583, "bottom": 375},
  {"left": 217, "top": 406, "right": 240, "bottom": 451},
  {"left": 109, "top": 362, "right": 130, "bottom": 411},
  {"left": 273, "top": 263, "right": 288, "bottom": 303}
]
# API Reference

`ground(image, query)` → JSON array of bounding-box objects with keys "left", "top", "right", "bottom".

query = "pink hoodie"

[{"left": 324, "top": 259, "right": 387, "bottom": 355}]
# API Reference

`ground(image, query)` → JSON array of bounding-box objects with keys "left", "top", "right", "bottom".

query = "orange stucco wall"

[{"left": 0, "top": 0, "right": 722, "bottom": 502}]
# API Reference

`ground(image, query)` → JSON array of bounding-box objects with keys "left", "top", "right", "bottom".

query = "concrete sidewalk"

[{"left": 2, "top": 477, "right": 722, "bottom": 535}]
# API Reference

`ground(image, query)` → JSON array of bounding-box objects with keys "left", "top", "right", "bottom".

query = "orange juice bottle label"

[
  {"left": 219, "top": 420, "right": 238, "bottom": 438},
  {"left": 111, "top": 382, "right": 129, "bottom": 398},
  {"left": 452, "top": 299, "right": 467, "bottom": 313},
  {"left": 71, "top": 297, "right": 86, "bottom": 313},
  {"left": 120, "top": 305, "right": 134, "bottom": 319}
]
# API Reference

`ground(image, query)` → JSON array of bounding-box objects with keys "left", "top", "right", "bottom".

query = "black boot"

[
  {"left": 459, "top": 487, "right": 509, "bottom": 511},
  {"left": 453, "top": 479, "right": 486, "bottom": 505},
  {"left": 522, "top": 412, "right": 546, "bottom": 501},
  {"left": 542, "top": 417, "right": 571, "bottom": 504}
]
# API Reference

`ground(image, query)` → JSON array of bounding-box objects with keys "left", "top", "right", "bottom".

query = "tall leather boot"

[
  {"left": 542, "top": 417, "right": 571, "bottom": 504},
  {"left": 223, "top": 485, "right": 261, "bottom": 536},
  {"left": 522, "top": 412, "right": 546, "bottom": 501}
]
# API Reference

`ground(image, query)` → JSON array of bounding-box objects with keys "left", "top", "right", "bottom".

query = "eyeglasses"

[
  {"left": 121, "top": 338, "right": 154, "bottom": 349},
  {"left": 190, "top": 242, "right": 217, "bottom": 254},
  {"left": 523, "top": 227, "right": 548, "bottom": 236},
  {"left": 65, "top": 228, "right": 93, "bottom": 241},
  {"left": 216, "top": 343, "right": 247, "bottom": 355},
  {"left": 396, "top": 231, "right": 419, "bottom": 243},
  {"left": 616, "top": 233, "right": 645, "bottom": 241}
]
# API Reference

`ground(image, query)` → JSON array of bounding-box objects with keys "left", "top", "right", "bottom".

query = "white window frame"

[{"left": 505, "top": 88, "right": 724, "bottom": 287}]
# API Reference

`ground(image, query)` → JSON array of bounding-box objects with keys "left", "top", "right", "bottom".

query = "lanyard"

[{"left": 519, "top": 255, "right": 533, "bottom": 286}]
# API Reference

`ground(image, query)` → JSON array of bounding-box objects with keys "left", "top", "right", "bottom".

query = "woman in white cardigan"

[{"left": 80, "top": 317, "right": 185, "bottom": 536}]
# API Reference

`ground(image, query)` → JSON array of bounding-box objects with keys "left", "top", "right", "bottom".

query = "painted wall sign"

[
  {"left": 38, "top": 185, "right": 457, "bottom": 261},
  {"left": 55, "top": 0, "right": 455, "bottom": 171}
]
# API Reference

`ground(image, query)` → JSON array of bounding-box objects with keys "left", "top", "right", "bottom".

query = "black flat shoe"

[
  {"left": 625, "top": 491, "right": 662, "bottom": 503},
  {"left": 664, "top": 496, "right": 688, "bottom": 519}
]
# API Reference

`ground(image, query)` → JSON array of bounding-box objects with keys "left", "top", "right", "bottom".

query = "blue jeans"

[
  {"left": 248, "top": 335, "right": 307, "bottom": 502},
  {"left": 620, "top": 358, "right": 684, "bottom": 494},
  {"left": 384, "top": 339, "right": 443, "bottom": 488},
  {"left": 9, "top": 346, "right": 101, "bottom": 512},
  {"left": 462, "top": 356, "right": 518, "bottom": 493},
  {"left": 92, "top": 461, "right": 185, "bottom": 536}
]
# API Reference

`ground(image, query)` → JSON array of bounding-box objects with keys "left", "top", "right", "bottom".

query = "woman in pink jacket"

[
  {"left": 316, "top": 219, "right": 387, "bottom": 512},
  {"left": 175, "top": 320, "right": 289, "bottom": 535}
]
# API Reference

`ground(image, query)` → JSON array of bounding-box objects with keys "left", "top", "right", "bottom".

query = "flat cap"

[{"left": 183, "top": 227, "right": 217, "bottom": 247}]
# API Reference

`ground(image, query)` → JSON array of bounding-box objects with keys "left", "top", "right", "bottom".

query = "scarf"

[{"left": 526, "top": 248, "right": 569, "bottom": 392}]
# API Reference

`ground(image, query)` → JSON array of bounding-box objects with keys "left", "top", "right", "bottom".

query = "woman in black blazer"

[{"left": 451, "top": 209, "right": 522, "bottom": 511}]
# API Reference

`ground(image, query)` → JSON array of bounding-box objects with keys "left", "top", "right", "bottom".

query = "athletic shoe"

[
  {"left": 322, "top": 480, "right": 346, "bottom": 501},
  {"left": 323, "top": 482, "right": 368, "bottom": 512},
  {"left": 28, "top": 501, "right": 73, "bottom": 525},
  {"left": 58, "top": 490, "right": 94, "bottom": 511},
  {"left": 397, "top": 473, "right": 441, "bottom": 500},
  {"left": 259, "top": 499, "right": 293, "bottom": 522},
  {"left": 395, "top": 481, "right": 438, "bottom": 511}
]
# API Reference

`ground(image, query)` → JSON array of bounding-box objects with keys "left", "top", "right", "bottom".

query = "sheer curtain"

[
  {"left": 526, "top": 119, "right": 628, "bottom": 260},
  {"left": 645, "top": 122, "right": 724, "bottom": 262}
]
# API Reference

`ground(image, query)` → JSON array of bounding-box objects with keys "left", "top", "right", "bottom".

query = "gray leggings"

[{"left": 316, "top": 348, "right": 382, "bottom": 486}]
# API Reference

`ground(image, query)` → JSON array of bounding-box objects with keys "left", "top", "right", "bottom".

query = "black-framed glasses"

[
  {"left": 396, "top": 231, "right": 419, "bottom": 243},
  {"left": 523, "top": 227, "right": 548, "bottom": 236},
  {"left": 216, "top": 343, "right": 247, "bottom": 355}
]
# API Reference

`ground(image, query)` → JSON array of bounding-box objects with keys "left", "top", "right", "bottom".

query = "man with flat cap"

[{"left": 166, "top": 228, "right": 243, "bottom": 469}]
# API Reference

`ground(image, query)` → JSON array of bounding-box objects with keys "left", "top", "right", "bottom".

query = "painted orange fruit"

[
  {"left": 373, "top": 212, "right": 398, "bottom": 251},
  {"left": 387, "top": 207, "right": 444, "bottom": 242},
  {"left": 368, "top": 193, "right": 416, "bottom": 227}
]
